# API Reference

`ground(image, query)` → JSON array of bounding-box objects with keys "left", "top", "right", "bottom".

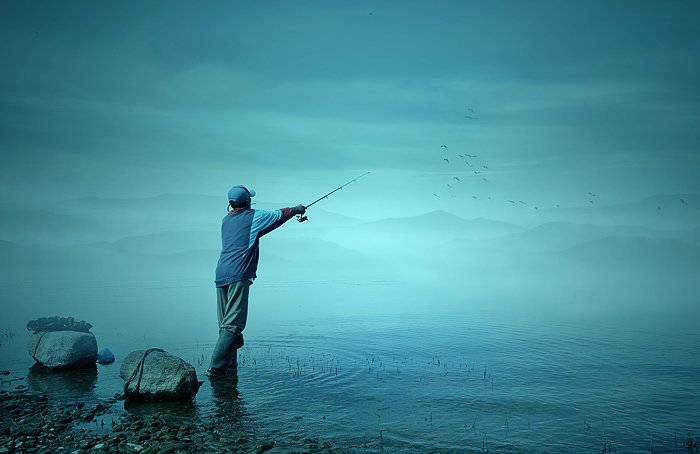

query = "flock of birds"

[
  {"left": 430, "top": 107, "right": 692, "bottom": 213},
  {"left": 430, "top": 107, "right": 555, "bottom": 211}
]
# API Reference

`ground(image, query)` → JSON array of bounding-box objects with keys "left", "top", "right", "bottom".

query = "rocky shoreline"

[{"left": 1, "top": 387, "right": 343, "bottom": 454}]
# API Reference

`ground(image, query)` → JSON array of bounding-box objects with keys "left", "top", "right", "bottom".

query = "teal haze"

[{"left": 0, "top": 3, "right": 699, "bottom": 452}]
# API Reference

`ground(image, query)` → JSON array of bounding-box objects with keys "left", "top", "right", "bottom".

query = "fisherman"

[{"left": 207, "top": 185, "right": 306, "bottom": 379}]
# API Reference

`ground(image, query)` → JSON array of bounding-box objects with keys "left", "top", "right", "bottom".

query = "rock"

[
  {"left": 96, "top": 348, "right": 115, "bottom": 365},
  {"left": 26, "top": 316, "right": 92, "bottom": 333},
  {"left": 27, "top": 331, "right": 98, "bottom": 370},
  {"left": 119, "top": 349, "right": 200, "bottom": 401},
  {"left": 256, "top": 441, "right": 275, "bottom": 453}
]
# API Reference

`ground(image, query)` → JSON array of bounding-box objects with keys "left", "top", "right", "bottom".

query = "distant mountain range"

[
  {"left": 479, "top": 221, "right": 680, "bottom": 253},
  {"left": 1, "top": 193, "right": 698, "bottom": 286},
  {"left": 532, "top": 193, "right": 700, "bottom": 230},
  {"left": 559, "top": 236, "right": 700, "bottom": 269}
]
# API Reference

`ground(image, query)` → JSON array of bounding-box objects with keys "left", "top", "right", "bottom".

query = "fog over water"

[{"left": 1, "top": 2, "right": 699, "bottom": 452}]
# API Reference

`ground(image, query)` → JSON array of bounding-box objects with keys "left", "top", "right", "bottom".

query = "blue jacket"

[{"left": 215, "top": 207, "right": 295, "bottom": 287}]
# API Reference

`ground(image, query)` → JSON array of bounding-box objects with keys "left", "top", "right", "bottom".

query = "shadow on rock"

[{"left": 27, "top": 363, "right": 97, "bottom": 397}]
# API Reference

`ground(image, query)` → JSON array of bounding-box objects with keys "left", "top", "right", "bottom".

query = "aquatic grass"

[
  {"left": 681, "top": 431, "right": 699, "bottom": 452},
  {"left": 481, "top": 434, "right": 490, "bottom": 453},
  {"left": 0, "top": 328, "right": 16, "bottom": 348},
  {"left": 601, "top": 436, "right": 616, "bottom": 453},
  {"left": 375, "top": 413, "right": 384, "bottom": 447}
]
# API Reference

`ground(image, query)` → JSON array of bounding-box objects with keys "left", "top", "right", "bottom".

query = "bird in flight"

[
  {"left": 440, "top": 145, "right": 448, "bottom": 149},
  {"left": 443, "top": 158, "right": 450, "bottom": 163},
  {"left": 680, "top": 198, "right": 688, "bottom": 205},
  {"left": 507, "top": 200, "right": 515, "bottom": 204},
  {"left": 482, "top": 165, "right": 488, "bottom": 169},
  {"left": 453, "top": 176, "right": 461, "bottom": 181},
  {"left": 472, "top": 195, "right": 477, "bottom": 199},
  {"left": 588, "top": 192, "right": 597, "bottom": 197},
  {"left": 466, "top": 154, "right": 478, "bottom": 158},
  {"left": 433, "top": 193, "right": 439, "bottom": 197},
  {"left": 482, "top": 177, "right": 488, "bottom": 182}
]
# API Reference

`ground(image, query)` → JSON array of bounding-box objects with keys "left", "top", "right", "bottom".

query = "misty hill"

[
  {"left": 0, "top": 227, "right": 382, "bottom": 288},
  {"left": 559, "top": 236, "right": 700, "bottom": 269},
  {"left": 262, "top": 236, "right": 371, "bottom": 265},
  {"left": 319, "top": 210, "right": 525, "bottom": 252},
  {"left": 112, "top": 231, "right": 219, "bottom": 255},
  {"left": 484, "top": 221, "right": 676, "bottom": 253},
  {"left": 0, "top": 204, "right": 105, "bottom": 245},
  {"left": 678, "top": 226, "right": 700, "bottom": 245},
  {"left": 532, "top": 193, "right": 700, "bottom": 230},
  {"left": 52, "top": 194, "right": 363, "bottom": 242}
]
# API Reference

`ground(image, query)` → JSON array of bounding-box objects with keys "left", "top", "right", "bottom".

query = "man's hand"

[{"left": 294, "top": 204, "right": 306, "bottom": 215}]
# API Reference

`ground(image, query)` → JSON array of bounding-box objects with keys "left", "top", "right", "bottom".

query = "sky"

[{"left": 1, "top": 0, "right": 699, "bottom": 220}]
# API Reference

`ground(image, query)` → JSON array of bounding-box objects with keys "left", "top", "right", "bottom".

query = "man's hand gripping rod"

[{"left": 297, "top": 172, "right": 371, "bottom": 222}]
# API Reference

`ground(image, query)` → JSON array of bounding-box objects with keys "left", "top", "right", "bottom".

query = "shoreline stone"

[
  {"left": 120, "top": 349, "right": 200, "bottom": 402},
  {"left": 27, "top": 331, "right": 98, "bottom": 370}
]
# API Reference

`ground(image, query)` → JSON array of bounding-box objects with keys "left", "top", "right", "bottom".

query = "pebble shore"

[{"left": 1, "top": 387, "right": 343, "bottom": 454}]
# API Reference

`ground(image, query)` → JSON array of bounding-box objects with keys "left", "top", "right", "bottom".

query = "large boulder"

[
  {"left": 27, "top": 331, "right": 98, "bottom": 370},
  {"left": 120, "top": 349, "right": 200, "bottom": 401}
]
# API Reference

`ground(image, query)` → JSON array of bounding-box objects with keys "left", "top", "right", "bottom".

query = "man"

[{"left": 207, "top": 185, "right": 306, "bottom": 379}]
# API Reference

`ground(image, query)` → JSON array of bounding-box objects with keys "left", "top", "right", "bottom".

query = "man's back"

[{"left": 214, "top": 207, "right": 293, "bottom": 286}]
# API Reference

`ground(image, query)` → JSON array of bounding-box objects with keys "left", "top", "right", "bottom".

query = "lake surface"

[{"left": 2, "top": 294, "right": 698, "bottom": 454}]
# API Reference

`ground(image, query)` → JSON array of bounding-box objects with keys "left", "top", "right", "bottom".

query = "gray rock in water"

[
  {"left": 27, "top": 331, "right": 98, "bottom": 370},
  {"left": 119, "top": 349, "right": 200, "bottom": 401},
  {"left": 97, "top": 347, "right": 115, "bottom": 365}
]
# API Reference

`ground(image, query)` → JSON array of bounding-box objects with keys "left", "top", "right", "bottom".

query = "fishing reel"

[{"left": 297, "top": 214, "right": 308, "bottom": 222}]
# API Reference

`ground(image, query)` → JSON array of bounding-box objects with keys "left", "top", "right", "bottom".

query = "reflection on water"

[
  {"left": 123, "top": 398, "right": 199, "bottom": 421},
  {"left": 27, "top": 363, "right": 97, "bottom": 397},
  {"left": 208, "top": 378, "right": 250, "bottom": 437}
]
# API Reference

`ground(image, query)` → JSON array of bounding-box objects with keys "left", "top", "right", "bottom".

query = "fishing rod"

[{"left": 297, "top": 172, "right": 371, "bottom": 222}]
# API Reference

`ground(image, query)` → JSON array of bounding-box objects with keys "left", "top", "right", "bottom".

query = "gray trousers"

[
  {"left": 209, "top": 280, "right": 250, "bottom": 372},
  {"left": 217, "top": 279, "right": 250, "bottom": 334}
]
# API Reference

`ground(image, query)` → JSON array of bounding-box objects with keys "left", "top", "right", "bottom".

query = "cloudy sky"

[{"left": 2, "top": 1, "right": 699, "bottom": 220}]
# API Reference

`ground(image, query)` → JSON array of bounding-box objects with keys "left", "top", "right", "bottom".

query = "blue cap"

[{"left": 227, "top": 185, "right": 256, "bottom": 204}]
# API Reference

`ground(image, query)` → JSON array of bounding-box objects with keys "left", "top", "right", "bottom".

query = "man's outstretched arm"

[{"left": 253, "top": 205, "right": 306, "bottom": 240}]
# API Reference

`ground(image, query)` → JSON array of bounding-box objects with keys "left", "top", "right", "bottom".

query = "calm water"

[{"left": 2, "top": 303, "right": 698, "bottom": 453}]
